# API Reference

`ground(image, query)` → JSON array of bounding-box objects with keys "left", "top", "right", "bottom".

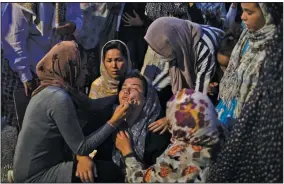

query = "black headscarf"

[{"left": 207, "top": 3, "right": 283, "bottom": 182}]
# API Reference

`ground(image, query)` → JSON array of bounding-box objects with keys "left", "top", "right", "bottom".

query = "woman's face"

[
  {"left": 104, "top": 49, "right": 126, "bottom": 80},
  {"left": 119, "top": 77, "right": 145, "bottom": 110},
  {"left": 241, "top": 3, "right": 266, "bottom": 32},
  {"left": 217, "top": 53, "right": 230, "bottom": 72}
]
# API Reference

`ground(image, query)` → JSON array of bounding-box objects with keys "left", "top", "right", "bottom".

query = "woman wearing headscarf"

[
  {"left": 116, "top": 88, "right": 222, "bottom": 182},
  {"left": 89, "top": 40, "right": 132, "bottom": 99},
  {"left": 207, "top": 3, "right": 283, "bottom": 182},
  {"left": 142, "top": 17, "right": 224, "bottom": 134},
  {"left": 216, "top": 3, "right": 277, "bottom": 126},
  {"left": 82, "top": 70, "right": 170, "bottom": 182},
  {"left": 13, "top": 41, "right": 129, "bottom": 183},
  {"left": 143, "top": 17, "right": 224, "bottom": 95}
]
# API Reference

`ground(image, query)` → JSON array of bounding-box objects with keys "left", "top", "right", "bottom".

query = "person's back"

[{"left": 14, "top": 86, "right": 74, "bottom": 182}]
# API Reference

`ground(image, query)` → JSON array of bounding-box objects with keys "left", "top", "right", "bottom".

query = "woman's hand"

[
  {"left": 122, "top": 10, "right": 143, "bottom": 26},
  {"left": 108, "top": 103, "right": 129, "bottom": 126},
  {"left": 208, "top": 82, "right": 219, "bottom": 96},
  {"left": 148, "top": 117, "right": 169, "bottom": 134},
  {"left": 76, "top": 155, "right": 95, "bottom": 183},
  {"left": 115, "top": 131, "right": 133, "bottom": 156}
]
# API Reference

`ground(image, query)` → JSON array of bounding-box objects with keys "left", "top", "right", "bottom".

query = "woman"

[
  {"left": 142, "top": 17, "right": 224, "bottom": 132},
  {"left": 216, "top": 3, "right": 277, "bottom": 125},
  {"left": 83, "top": 70, "right": 170, "bottom": 181},
  {"left": 13, "top": 41, "right": 129, "bottom": 183},
  {"left": 89, "top": 40, "right": 131, "bottom": 99},
  {"left": 208, "top": 4, "right": 283, "bottom": 181},
  {"left": 143, "top": 17, "right": 224, "bottom": 95},
  {"left": 116, "top": 88, "right": 222, "bottom": 182}
]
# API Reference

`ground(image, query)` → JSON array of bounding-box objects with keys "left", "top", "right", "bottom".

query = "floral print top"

[{"left": 124, "top": 88, "right": 221, "bottom": 182}]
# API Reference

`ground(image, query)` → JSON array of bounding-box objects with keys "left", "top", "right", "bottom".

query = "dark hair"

[
  {"left": 218, "top": 31, "right": 240, "bottom": 57},
  {"left": 118, "top": 70, "right": 148, "bottom": 98},
  {"left": 103, "top": 40, "right": 128, "bottom": 60}
]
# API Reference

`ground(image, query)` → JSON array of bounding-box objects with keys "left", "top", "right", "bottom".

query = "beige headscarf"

[
  {"left": 89, "top": 40, "right": 132, "bottom": 99},
  {"left": 144, "top": 17, "right": 202, "bottom": 93},
  {"left": 32, "top": 41, "right": 83, "bottom": 97}
]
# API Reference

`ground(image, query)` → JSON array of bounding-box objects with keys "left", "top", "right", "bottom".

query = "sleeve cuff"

[{"left": 123, "top": 152, "right": 135, "bottom": 159}]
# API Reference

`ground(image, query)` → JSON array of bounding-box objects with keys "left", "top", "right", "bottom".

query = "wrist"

[
  {"left": 122, "top": 148, "right": 133, "bottom": 156},
  {"left": 107, "top": 119, "right": 116, "bottom": 126},
  {"left": 76, "top": 155, "right": 88, "bottom": 161}
]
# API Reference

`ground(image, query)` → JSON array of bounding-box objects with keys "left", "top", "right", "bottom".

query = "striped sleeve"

[
  {"left": 194, "top": 26, "right": 224, "bottom": 94},
  {"left": 194, "top": 40, "right": 215, "bottom": 94}
]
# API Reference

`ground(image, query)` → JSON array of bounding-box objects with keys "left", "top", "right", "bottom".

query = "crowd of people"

[{"left": 1, "top": 2, "right": 283, "bottom": 183}]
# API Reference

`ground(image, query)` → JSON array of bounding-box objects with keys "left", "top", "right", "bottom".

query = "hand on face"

[
  {"left": 119, "top": 78, "right": 145, "bottom": 111},
  {"left": 115, "top": 131, "right": 133, "bottom": 156},
  {"left": 108, "top": 103, "right": 130, "bottom": 126}
]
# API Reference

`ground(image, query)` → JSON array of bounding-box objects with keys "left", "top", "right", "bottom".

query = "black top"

[
  {"left": 118, "top": 3, "right": 148, "bottom": 42},
  {"left": 83, "top": 105, "right": 171, "bottom": 168}
]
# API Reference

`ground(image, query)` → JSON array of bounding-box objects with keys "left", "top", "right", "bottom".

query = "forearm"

[
  {"left": 125, "top": 156, "right": 145, "bottom": 183},
  {"left": 77, "top": 122, "right": 116, "bottom": 155}
]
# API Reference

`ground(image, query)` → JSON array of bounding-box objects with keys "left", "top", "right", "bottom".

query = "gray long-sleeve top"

[{"left": 13, "top": 86, "right": 115, "bottom": 182}]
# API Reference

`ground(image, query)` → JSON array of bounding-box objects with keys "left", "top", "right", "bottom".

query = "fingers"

[
  {"left": 124, "top": 12, "right": 133, "bottom": 19},
  {"left": 79, "top": 172, "right": 86, "bottom": 183},
  {"left": 75, "top": 171, "right": 79, "bottom": 177},
  {"left": 151, "top": 124, "right": 165, "bottom": 133},
  {"left": 133, "top": 10, "right": 138, "bottom": 17},
  {"left": 160, "top": 126, "right": 168, "bottom": 135},
  {"left": 87, "top": 170, "right": 94, "bottom": 183},
  {"left": 116, "top": 131, "right": 130, "bottom": 141},
  {"left": 148, "top": 121, "right": 161, "bottom": 130},
  {"left": 124, "top": 131, "right": 130, "bottom": 138},
  {"left": 83, "top": 172, "right": 89, "bottom": 183},
  {"left": 148, "top": 117, "right": 167, "bottom": 128},
  {"left": 122, "top": 16, "right": 130, "bottom": 24},
  {"left": 24, "top": 87, "right": 29, "bottom": 97}
]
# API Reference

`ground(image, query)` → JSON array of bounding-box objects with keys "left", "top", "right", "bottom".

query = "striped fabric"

[
  {"left": 194, "top": 25, "right": 224, "bottom": 93},
  {"left": 147, "top": 25, "right": 224, "bottom": 94}
]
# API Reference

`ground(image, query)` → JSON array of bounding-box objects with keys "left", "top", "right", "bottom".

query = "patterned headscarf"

[
  {"left": 15, "top": 3, "right": 67, "bottom": 35},
  {"left": 219, "top": 3, "right": 276, "bottom": 118},
  {"left": 89, "top": 40, "right": 132, "bottom": 99},
  {"left": 125, "top": 88, "right": 221, "bottom": 182},
  {"left": 113, "top": 73, "right": 161, "bottom": 167},
  {"left": 207, "top": 9, "right": 283, "bottom": 182},
  {"left": 32, "top": 41, "right": 83, "bottom": 97}
]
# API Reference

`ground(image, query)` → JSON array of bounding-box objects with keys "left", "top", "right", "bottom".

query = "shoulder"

[
  {"left": 44, "top": 86, "right": 73, "bottom": 105},
  {"left": 92, "top": 77, "right": 103, "bottom": 86}
]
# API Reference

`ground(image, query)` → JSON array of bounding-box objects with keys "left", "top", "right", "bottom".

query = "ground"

[{"left": 1, "top": 125, "right": 18, "bottom": 183}]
